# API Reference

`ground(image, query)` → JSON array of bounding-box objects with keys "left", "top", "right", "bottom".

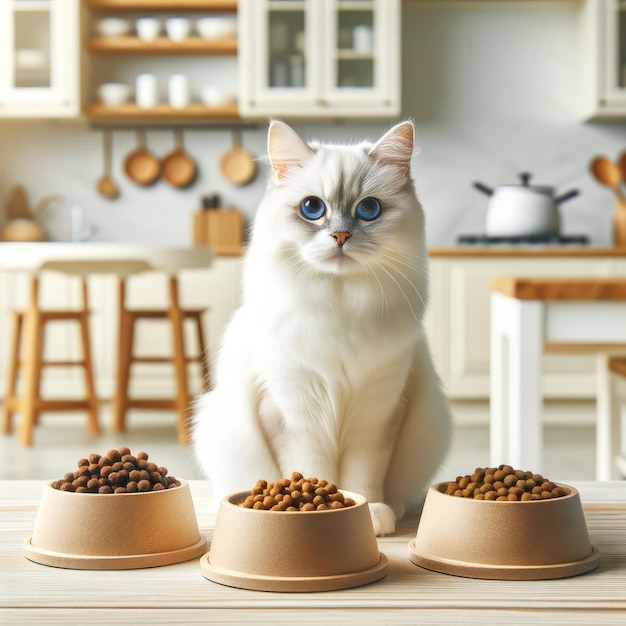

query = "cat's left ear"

[
  {"left": 267, "top": 120, "right": 315, "bottom": 183},
  {"left": 368, "top": 121, "right": 414, "bottom": 179}
]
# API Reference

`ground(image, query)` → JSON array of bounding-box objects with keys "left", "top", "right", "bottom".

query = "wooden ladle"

[
  {"left": 590, "top": 155, "right": 626, "bottom": 203},
  {"left": 97, "top": 130, "right": 119, "bottom": 199}
]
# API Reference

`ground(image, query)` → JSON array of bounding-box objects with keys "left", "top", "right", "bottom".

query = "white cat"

[{"left": 192, "top": 120, "right": 451, "bottom": 535}]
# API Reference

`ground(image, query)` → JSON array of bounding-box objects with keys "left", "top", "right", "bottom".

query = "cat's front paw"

[{"left": 368, "top": 502, "right": 396, "bottom": 536}]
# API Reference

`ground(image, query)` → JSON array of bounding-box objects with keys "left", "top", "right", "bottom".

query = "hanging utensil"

[
  {"left": 161, "top": 129, "right": 197, "bottom": 188},
  {"left": 96, "top": 130, "right": 119, "bottom": 199},
  {"left": 123, "top": 129, "right": 160, "bottom": 186},
  {"left": 589, "top": 155, "right": 626, "bottom": 204},
  {"left": 219, "top": 129, "right": 257, "bottom": 186}
]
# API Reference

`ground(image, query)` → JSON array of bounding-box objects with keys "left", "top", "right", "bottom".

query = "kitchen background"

[{"left": 1, "top": 0, "right": 626, "bottom": 246}]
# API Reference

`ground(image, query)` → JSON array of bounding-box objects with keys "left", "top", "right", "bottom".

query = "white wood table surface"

[
  {"left": 2, "top": 480, "right": 626, "bottom": 624},
  {"left": 490, "top": 276, "right": 626, "bottom": 480}
]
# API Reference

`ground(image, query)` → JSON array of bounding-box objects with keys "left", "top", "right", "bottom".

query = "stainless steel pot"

[{"left": 473, "top": 172, "right": 580, "bottom": 238}]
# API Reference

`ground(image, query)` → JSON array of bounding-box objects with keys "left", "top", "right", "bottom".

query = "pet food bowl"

[
  {"left": 408, "top": 482, "right": 599, "bottom": 580},
  {"left": 23, "top": 480, "right": 207, "bottom": 569},
  {"left": 200, "top": 490, "right": 388, "bottom": 592}
]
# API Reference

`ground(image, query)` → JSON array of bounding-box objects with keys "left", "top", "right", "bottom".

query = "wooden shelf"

[
  {"left": 86, "top": 36, "right": 237, "bottom": 55},
  {"left": 86, "top": 0, "right": 237, "bottom": 11},
  {"left": 84, "top": 102, "right": 241, "bottom": 124}
]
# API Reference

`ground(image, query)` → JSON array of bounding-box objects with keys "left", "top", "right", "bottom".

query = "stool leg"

[
  {"left": 168, "top": 276, "right": 191, "bottom": 445},
  {"left": 194, "top": 313, "right": 210, "bottom": 391},
  {"left": 19, "top": 278, "right": 43, "bottom": 446},
  {"left": 113, "top": 280, "right": 133, "bottom": 432},
  {"left": 3, "top": 312, "right": 23, "bottom": 434},
  {"left": 78, "top": 279, "right": 99, "bottom": 434}
]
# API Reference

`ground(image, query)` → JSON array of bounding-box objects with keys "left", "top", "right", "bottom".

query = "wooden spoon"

[
  {"left": 590, "top": 155, "right": 626, "bottom": 203},
  {"left": 124, "top": 130, "right": 160, "bottom": 186},
  {"left": 219, "top": 130, "right": 257, "bottom": 186},
  {"left": 97, "top": 130, "right": 119, "bottom": 200},
  {"left": 161, "top": 129, "right": 197, "bottom": 188}
]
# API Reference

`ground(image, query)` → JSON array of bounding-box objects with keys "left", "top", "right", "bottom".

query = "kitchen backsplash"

[{"left": 2, "top": 2, "right": 626, "bottom": 247}]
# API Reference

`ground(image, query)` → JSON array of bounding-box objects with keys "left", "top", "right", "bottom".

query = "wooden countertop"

[
  {"left": 2, "top": 480, "right": 626, "bottom": 624},
  {"left": 492, "top": 276, "right": 626, "bottom": 300},
  {"left": 429, "top": 247, "right": 626, "bottom": 258}
]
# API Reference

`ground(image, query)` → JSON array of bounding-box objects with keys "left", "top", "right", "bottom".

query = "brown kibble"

[
  {"left": 137, "top": 451, "right": 149, "bottom": 461},
  {"left": 98, "top": 485, "right": 112, "bottom": 494},
  {"left": 441, "top": 466, "right": 566, "bottom": 501},
  {"left": 239, "top": 474, "right": 356, "bottom": 511},
  {"left": 137, "top": 480, "right": 150, "bottom": 492}
]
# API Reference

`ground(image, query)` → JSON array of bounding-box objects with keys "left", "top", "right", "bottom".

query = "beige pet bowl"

[
  {"left": 200, "top": 490, "right": 388, "bottom": 592},
  {"left": 408, "top": 482, "right": 599, "bottom": 580},
  {"left": 23, "top": 479, "right": 207, "bottom": 569}
]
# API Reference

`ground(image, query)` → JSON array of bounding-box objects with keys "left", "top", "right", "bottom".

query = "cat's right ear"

[{"left": 267, "top": 120, "right": 315, "bottom": 183}]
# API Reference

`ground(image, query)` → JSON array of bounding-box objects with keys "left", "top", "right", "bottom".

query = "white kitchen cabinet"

[
  {"left": 427, "top": 253, "right": 626, "bottom": 400},
  {"left": 578, "top": 0, "right": 626, "bottom": 120},
  {"left": 238, "top": 0, "right": 400, "bottom": 119},
  {"left": 0, "top": 0, "right": 80, "bottom": 118}
]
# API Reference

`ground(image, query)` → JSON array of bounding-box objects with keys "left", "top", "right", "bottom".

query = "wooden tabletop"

[
  {"left": 430, "top": 247, "right": 626, "bottom": 258},
  {"left": 2, "top": 480, "right": 626, "bottom": 624},
  {"left": 492, "top": 276, "right": 626, "bottom": 300}
]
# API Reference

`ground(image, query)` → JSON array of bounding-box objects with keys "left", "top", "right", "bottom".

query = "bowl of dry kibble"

[
  {"left": 23, "top": 447, "right": 207, "bottom": 570},
  {"left": 200, "top": 472, "right": 388, "bottom": 592},
  {"left": 408, "top": 465, "right": 600, "bottom": 580}
]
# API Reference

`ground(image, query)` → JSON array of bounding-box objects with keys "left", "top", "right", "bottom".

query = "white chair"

[{"left": 597, "top": 356, "right": 626, "bottom": 478}]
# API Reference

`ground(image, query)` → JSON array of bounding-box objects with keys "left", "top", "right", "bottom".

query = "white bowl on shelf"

[
  {"left": 136, "top": 17, "right": 161, "bottom": 42},
  {"left": 96, "top": 18, "right": 132, "bottom": 38},
  {"left": 165, "top": 17, "right": 191, "bottom": 42},
  {"left": 196, "top": 16, "right": 236, "bottom": 40},
  {"left": 98, "top": 83, "right": 131, "bottom": 107},
  {"left": 200, "top": 86, "right": 235, "bottom": 108}
]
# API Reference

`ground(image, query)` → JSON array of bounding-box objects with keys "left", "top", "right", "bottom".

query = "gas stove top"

[{"left": 457, "top": 234, "right": 589, "bottom": 246}]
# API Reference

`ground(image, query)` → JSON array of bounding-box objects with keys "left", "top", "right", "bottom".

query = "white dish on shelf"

[
  {"left": 15, "top": 48, "right": 47, "bottom": 70},
  {"left": 200, "top": 86, "right": 235, "bottom": 108},
  {"left": 136, "top": 17, "right": 161, "bottom": 42},
  {"left": 196, "top": 16, "right": 236, "bottom": 40},
  {"left": 97, "top": 18, "right": 132, "bottom": 38},
  {"left": 98, "top": 83, "right": 131, "bottom": 107},
  {"left": 165, "top": 17, "right": 191, "bottom": 42}
]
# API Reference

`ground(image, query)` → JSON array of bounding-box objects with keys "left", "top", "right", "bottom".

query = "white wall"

[{"left": 1, "top": 1, "right": 626, "bottom": 246}]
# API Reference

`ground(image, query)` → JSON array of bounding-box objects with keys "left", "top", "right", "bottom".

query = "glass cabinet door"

[
  {"left": 0, "top": 0, "right": 79, "bottom": 116},
  {"left": 324, "top": 0, "right": 399, "bottom": 111},
  {"left": 250, "top": 0, "right": 319, "bottom": 106}
]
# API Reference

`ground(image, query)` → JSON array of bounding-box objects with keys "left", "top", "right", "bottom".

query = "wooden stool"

[
  {"left": 2, "top": 275, "right": 99, "bottom": 446},
  {"left": 112, "top": 276, "right": 210, "bottom": 445}
]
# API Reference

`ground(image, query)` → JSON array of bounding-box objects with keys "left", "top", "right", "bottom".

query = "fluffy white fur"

[{"left": 192, "top": 120, "right": 451, "bottom": 535}]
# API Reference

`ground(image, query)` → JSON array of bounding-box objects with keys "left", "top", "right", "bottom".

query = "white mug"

[
  {"left": 168, "top": 74, "right": 189, "bottom": 109},
  {"left": 136, "top": 74, "right": 157, "bottom": 108},
  {"left": 353, "top": 25, "right": 373, "bottom": 52},
  {"left": 165, "top": 17, "right": 191, "bottom": 42},
  {"left": 136, "top": 17, "right": 161, "bottom": 42}
]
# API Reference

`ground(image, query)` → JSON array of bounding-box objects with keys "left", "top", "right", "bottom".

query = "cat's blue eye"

[
  {"left": 355, "top": 197, "right": 382, "bottom": 221},
  {"left": 300, "top": 196, "right": 326, "bottom": 220}
]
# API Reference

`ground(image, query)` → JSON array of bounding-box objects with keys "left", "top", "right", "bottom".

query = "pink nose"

[{"left": 331, "top": 231, "right": 351, "bottom": 247}]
